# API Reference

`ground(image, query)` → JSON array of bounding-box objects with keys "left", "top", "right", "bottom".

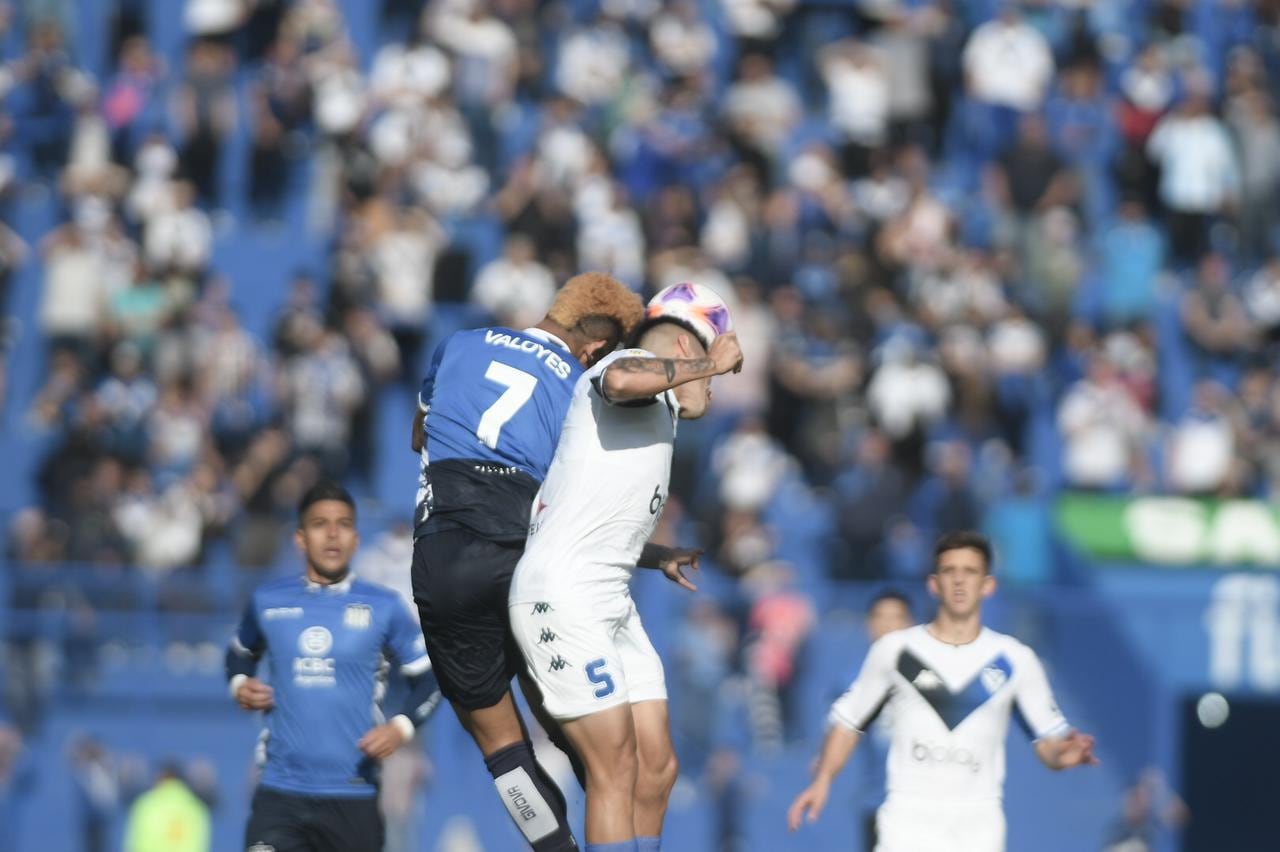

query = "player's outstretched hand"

[
  {"left": 787, "top": 780, "right": 831, "bottom": 832},
  {"left": 236, "top": 677, "right": 275, "bottom": 711},
  {"left": 708, "top": 332, "right": 744, "bottom": 376},
  {"left": 358, "top": 722, "right": 406, "bottom": 760},
  {"left": 658, "top": 547, "right": 702, "bottom": 592},
  {"left": 1058, "top": 729, "right": 1099, "bottom": 769}
]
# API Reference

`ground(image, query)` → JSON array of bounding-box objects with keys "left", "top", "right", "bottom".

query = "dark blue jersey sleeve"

[
  {"left": 225, "top": 593, "right": 265, "bottom": 681},
  {"left": 384, "top": 601, "right": 440, "bottom": 729}
]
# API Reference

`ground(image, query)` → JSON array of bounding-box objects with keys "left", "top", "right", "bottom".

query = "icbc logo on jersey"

[{"left": 294, "top": 626, "right": 336, "bottom": 687}]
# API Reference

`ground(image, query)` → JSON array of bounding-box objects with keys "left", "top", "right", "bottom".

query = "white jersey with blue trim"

[
  {"left": 511, "top": 348, "right": 679, "bottom": 605},
  {"left": 830, "top": 625, "right": 1069, "bottom": 803}
]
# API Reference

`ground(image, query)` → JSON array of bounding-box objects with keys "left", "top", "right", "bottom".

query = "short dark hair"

[
  {"left": 868, "top": 589, "right": 912, "bottom": 615},
  {"left": 298, "top": 481, "right": 356, "bottom": 523},
  {"left": 932, "top": 531, "right": 992, "bottom": 573}
]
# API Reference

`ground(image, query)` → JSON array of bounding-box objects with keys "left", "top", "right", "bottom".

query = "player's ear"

[
  {"left": 577, "top": 338, "right": 611, "bottom": 368},
  {"left": 293, "top": 527, "right": 305, "bottom": 554},
  {"left": 926, "top": 573, "right": 939, "bottom": 599},
  {"left": 981, "top": 573, "right": 997, "bottom": 599}
]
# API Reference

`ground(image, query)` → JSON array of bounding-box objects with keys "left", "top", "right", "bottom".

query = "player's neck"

[
  {"left": 305, "top": 565, "right": 351, "bottom": 587},
  {"left": 927, "top": 612, "right": 983, "bottom": 646}
]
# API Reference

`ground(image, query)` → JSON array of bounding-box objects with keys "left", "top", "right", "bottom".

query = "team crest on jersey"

[
  {"left": 980, "top": 664, "right": 1008, "bottom": 693},
  {"left": 912, "top": 668, "right": 943, "bottom": 691},
  {"left": 344, "top": 604, "right": 372, "bottom": 630},
  {"left": 298, "top": 626, "right": 333, "bottom": 656}
]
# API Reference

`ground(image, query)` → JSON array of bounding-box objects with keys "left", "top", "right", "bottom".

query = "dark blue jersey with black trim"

[{"left": 415, "top": 327, "right": 582, "bottom": 542}]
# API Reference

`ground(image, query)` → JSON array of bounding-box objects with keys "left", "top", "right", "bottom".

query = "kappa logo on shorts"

[
  {"left": 247, "top": 844, "right": 276, "bottom": 852},
  {"left": 531, "top": 602, "right": 554, "bottom": 615},
  {"left": 547, "top": 655, "right": 571, "bottom": 672},
  {"left": 537, "top": 629, "right": 557, "bottom": 644}
]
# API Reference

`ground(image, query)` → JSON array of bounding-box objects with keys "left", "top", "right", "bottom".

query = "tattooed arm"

[{"left": 599, "top": 333, "right": 743, "bottom": 403}]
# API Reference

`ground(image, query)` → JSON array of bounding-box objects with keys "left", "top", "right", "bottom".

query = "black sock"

[{"left": 485, "top": 740, "right": 579, "bottom": 851}]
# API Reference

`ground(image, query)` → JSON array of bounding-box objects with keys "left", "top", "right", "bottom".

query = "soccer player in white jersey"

[
  {"left": 788, "top": 531, "right": 1098, "bottom": 852},
  {"left": 509, "top": 282, "right": 744, "bottom": 852}
]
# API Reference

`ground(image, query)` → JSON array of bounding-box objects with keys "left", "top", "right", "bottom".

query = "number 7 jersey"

[{"left": 416, "top": 327, "right": 582, "bottom": 543}]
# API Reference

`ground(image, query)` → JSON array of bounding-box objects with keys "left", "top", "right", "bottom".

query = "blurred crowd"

[{"left": 0, "top": 0, "right": 1279, "bottom": 806}]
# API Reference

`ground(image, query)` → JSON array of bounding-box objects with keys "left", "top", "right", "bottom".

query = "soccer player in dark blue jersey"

[
  {"left": 411, "top": 272, "right": 643, "bottom": 851},
  {"left": 227, "top": 481, "right": 441, "bottom": 852}
]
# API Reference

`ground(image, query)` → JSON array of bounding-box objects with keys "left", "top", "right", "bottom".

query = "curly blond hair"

[{"left": 546, "top": 272, "right": 644, "bottom": 338}]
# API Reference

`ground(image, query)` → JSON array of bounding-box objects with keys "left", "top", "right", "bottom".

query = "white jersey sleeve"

[
  {"left": 590, "top": 348, "right": 659, "bottom": 405},
  {"left": 829, "top": 633, "right": 901, "bottom": 733},
  {"left": 1010, "top": 643, "right": 1070, "bottom": 741}
]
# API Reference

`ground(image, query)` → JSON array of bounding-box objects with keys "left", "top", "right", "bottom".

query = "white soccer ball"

[{"left": 644, "top": 282, "right": 733, "bottom": 350}]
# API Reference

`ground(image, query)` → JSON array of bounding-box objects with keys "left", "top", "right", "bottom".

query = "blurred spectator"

[
  {"left": 832, "top": 430, "right": 911, "bottom": 580},
  {"left": 103, "top": 36, "right": 165, "bottom": 166},
  {"left": 866, "top": 332, "right": 949, "bottom": 465},
  {"left": 962, "top": 4, "right": 1053, "bottom": 156},
  {"left": 724, "top": 53, "right": 801, "bottom": 182},
  {"left": 1226, "top": 87, "right": 1280, "bottom": 262},
  {"left": 145, "top": 181, "right": 212, "bottom": 281},
  {"left": 650, "top": 0, "right": 716, "bottom": 79},
  {"left": 1165, "top": 381, "right": 1243, "bottom": 496},
  {"left": 719, "top": 0, "right": 795, "bottom": 58},
  {"left": 1147, "top": 82, "right": 1240, "bottom": 266},
  {"left": 68, "top": 736, "right": 122, "bottom": 852},
  {"left": 1096, "top": 199, "right": 1164, "bottom": 327},
  {"left": 0, "top": 723, "right": 34, "bottom": 852},
  {"left": 371, "top": 204, "right": 443, "bottom": 376},
  {"left": 278, "top": 326, "right": 364, "bottom": 477},
  {"left": 1057, "top": 355, "right": 1151, "bottom": 490},
  {"left": 743, "top": 561, "right": 815, "bottom": 746},
  {"left": 557, "top": 11, "right": 631, "bottom": 106},
  {"left": 470, "top": 234, "right": 556, "bottom": 329},
  {"left": 1104, "top": 768, "right": 1189, "bottom": 852},
  {"left": 1181, "top": 253, "right": 1258, "bottom": 366},
  {"left": 174, "top": 41, "right": 237, "bottom": 208},
  {"left": 821, "top": 38, "right": 889, "bottom": 179},
  {"left": 908, "top": 440, "right": 983, "bottom": 542},
  {"left": 123, "top": 762, "right": 210, "bottom": 852}
]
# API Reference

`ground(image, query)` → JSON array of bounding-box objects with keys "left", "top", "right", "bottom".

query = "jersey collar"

[
  {"left": 522, "top": 327, "right": 571, "bottom": 354},
  {"left": 304, "top": 573, "right": 355, "bottom": 594}
]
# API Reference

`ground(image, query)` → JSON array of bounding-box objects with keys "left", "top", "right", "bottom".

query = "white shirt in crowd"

[
  {"left": 866, "top": 356, "right": 951, "bottom": 440},
  {"left": 1057, "top": 377, "right": 1148, "bottom": 488},
  {"left": 962, "top": 18, "right": 1054, "bottom": 112},
  {"left": 471, "top": 257, "right": 557, "bottom": 330},
  {"left": 822, "top": 44, "right": 890, "bottom": 147},
  {"left": 1147, "top": 112, "right": 1240, "bottom": 214}
]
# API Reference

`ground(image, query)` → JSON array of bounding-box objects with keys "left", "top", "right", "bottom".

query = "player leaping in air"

[
  {"left": 787, "top": 531, "right": 1099, "bottom": 852},
  {"left": 411, "top": 272, "right": 643, "bottom": 851},
  {"left": 510, "top": 282, "right": 744, "bottom": 852}
]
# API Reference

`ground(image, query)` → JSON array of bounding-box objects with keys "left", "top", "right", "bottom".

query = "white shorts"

[
  {"left": 509, "top": 592, "right": 667, "bottom": 720},
  {"left": 876, "top": 795, "right": 1005, "bottom": 852}
]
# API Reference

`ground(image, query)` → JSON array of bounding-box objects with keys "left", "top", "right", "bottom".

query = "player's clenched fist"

[
  {"left": 235, "top": 677, "right": 275, "bottom": 711},
  {"left": 708, "top": 331, "right": 744, "bottom": 375},
  {"left": 787, "top": 779, "right": 831, "bottom": 831}
]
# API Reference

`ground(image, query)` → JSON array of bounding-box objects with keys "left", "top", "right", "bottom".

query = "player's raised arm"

[{"left": 599, "top": 332, "right": 743, "bottom": 403}]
